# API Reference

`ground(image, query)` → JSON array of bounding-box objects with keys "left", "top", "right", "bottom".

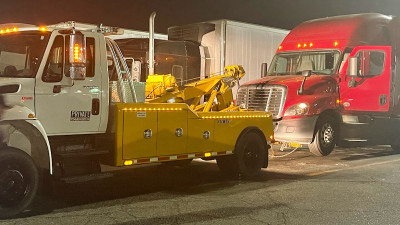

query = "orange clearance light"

[
  {"left": 297, "top": 43, "right": 301, "bottom": 48},
  {"left": 309, "top": 42, "right": 313, "bottom": 47},
  {"left": 303, "top": 43, "right": 307, "bottom": 48},
  {"left": 39, "top": 26, "right": 48, "bottom": 32},
  {"left": 74, "top": 43, "right": 80, "bottom": 62},
  {"left": 12, "top": 27, "right": 18, "bottom": 32},
  {"left": 278, "top": 45, "right": 282, "bottom": 50},
  {"left": 334, "top": 41, "right": 339, "bottom": 47},
  {"left": 0, "top": 30, "right": 4, "bottom": 34},
  {"left": 204, "top": 152, "right": 212, "bottom": 157}
]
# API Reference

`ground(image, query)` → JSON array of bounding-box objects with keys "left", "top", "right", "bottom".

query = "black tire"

[
  {"left": 309, "top": 116, "right": 338, "bottom": 156},
  {"left": 162, "top": 159, "right": 193, "bottom": 167},
  {"left": 0, "top": 147, "right": 39, "bottom": 219},
  {"left": 235, "top": 132, "right": 268, "bottom": 178}
]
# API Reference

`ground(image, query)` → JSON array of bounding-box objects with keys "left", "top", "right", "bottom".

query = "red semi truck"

[{"left": 237, "top": 13, "right": 400, "bottom": 156}]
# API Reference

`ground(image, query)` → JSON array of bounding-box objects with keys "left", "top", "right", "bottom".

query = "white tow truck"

[{"left": 0, "top": 22, "right": 274, "bottom": 218}]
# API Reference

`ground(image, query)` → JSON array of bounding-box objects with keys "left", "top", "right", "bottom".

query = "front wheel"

[
  {"left": 309, "top": 116, "right": 338, "bottom": 156},
  {"left": 0, "top": 147, "right": 39, "bottom": 219}
]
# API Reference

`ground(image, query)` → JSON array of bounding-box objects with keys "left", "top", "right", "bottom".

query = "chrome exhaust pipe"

[{"left": 149, "top": 12, "right": 156, "bottom": 75}]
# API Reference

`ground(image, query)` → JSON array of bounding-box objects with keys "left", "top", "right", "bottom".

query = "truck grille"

[{"left": 236, "top": 85, "right": 286, "bottom": 117}]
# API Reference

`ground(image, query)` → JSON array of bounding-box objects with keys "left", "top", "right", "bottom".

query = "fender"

[{"left": 0, "top": 105, "right": 53, "bottom": 174}]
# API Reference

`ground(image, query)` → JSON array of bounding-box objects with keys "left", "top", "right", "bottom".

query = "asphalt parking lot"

[{"left": 2, "top": 145, "right": 400, "bottom": 225}]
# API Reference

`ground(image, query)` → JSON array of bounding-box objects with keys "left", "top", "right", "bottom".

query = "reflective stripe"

[
  {"left": 124, "top": 151, "right": 234, "bottom": 166},
  {"left": 150, "top": 157, "right": 158, "bottom": 162}
]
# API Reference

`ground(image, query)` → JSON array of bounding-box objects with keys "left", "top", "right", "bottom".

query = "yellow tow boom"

[{"left": 146, "top": 65, "right": 245, "bottom": 112}]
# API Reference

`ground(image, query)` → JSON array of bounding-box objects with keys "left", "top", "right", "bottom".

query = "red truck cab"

[{"left": 237, "top": 13, "right": 400, "bottom": 156}]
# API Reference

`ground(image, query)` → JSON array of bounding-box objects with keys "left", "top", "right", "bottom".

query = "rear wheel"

[
  {"left": 309, "top": 116, "right": 338, "bottom": 156},
  {"left": 236, "top": 132, "right": 268, "bottom": 178},
  {"left": 217, "top": 131, "right": 267, "bottom": 178},
  {"left": 0, "top": 147, "right": 39, "bottom": 219}
]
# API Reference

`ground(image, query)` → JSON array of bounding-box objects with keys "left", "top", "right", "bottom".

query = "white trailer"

[{"left": 168, "top": 20, "right": 289, "bottom": 95}]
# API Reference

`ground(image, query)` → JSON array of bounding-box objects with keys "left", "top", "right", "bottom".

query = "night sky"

[{"left": 2, "top": 0, "right": 400, "bottom": 33}]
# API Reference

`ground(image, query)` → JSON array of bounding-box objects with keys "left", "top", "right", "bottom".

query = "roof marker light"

[
  {"left": 334, "top": 41, "right": 339, "bottom": 47},
  {"left": 297, "top": 44, "right": 301, "bottom": 48},
  {"left": 309, "top": 42, "right": 313, "bottom": 47},
  {"left": 39, "top": 26, "right": 48, "bottom": 32},
  {"left": 303, "top": 43, "right": 307, "bottom": 48},
  {"left": 278, "top": 45, "right": 282, "bottom": 50}
]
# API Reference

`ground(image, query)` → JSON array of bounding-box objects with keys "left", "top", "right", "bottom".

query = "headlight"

[{"left": 283, "top": 103, "right": 309, "bottom": 117}]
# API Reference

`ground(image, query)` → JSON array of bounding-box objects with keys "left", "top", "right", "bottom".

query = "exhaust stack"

[{"left": 148, "top": 12, "right": 156, "bottom": 75}]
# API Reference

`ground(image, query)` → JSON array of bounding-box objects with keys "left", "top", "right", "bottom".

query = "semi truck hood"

[
  {"left": 241, "top": 74, "right": 337, "bottom": 95},
  {"left": 238, "top": 74, "right": 338, "bottom": 117}
]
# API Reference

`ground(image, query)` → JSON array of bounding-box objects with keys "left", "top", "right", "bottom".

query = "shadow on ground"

[
  {"left": 15, "top": 145, "right": 400, "bottom": 219},
  {"left": 17, "top": 162, "right": 302, "bottom": 218}
]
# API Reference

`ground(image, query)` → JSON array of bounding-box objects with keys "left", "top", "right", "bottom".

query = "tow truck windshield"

[
  {"left": 0, "top": 32, "right": 50, "bottom": 78},
  {"left": 267, "top": 50, "right": 341, "bottom": 76}
]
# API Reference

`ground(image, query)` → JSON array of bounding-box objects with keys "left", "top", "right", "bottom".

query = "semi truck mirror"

[
  {"left": 302, "top": 70, "right": 311, "bottom": 77},
  {"left": 348, "top": 57, "right": 358, "bottom": 88},
  {"left": 261, "top": 63, "right": 268, "bottom": 77},
  {"left": 69, "top": 31, "right": 86, "bottom": 80},
  {"left": 297, "top": 70, "right": 312, "bottom": 95},
  {"left": 348, "top": 57, "right": 358, "bottom": 77}
]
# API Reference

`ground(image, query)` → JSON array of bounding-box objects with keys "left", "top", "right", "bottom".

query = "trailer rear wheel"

[
  {"left": 309, "top": 116, "right": 337, "bottom": 156},
  {"left": 0, "top": 147, "right": 39, "bottom": 219}
]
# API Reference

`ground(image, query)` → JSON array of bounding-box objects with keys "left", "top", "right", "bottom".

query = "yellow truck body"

[{"left": 113, "top": 103, "right": 273, "bottom": 166}]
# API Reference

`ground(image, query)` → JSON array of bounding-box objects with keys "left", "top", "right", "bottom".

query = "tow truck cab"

[{"left": 237, "top": 13, "right": 400, "bottom": 156}]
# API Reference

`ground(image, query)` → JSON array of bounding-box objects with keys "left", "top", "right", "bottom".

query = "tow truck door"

[
  {"left": 35, "top": 32, "right": 101, "bottom": 135},
  {"left": 339, "top": 46, "right": 391, "bottom": 112}
]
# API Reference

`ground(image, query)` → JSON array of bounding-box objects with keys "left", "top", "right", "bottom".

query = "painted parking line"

[{"left": 307, "top": 158, "right": 400, "bottom": 176}]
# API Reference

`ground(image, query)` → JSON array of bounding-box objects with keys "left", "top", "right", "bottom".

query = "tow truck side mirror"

[
  {"left": 348, "top": 57, "right": 357, "bottom": 88},
  {"left": 69, "top": 31, "right": 86, "bottom": 80}
]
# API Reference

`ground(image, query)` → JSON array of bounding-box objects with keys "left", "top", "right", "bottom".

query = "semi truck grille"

[{"left": 236, "top": 85, "right": 286, "bottom": 118}]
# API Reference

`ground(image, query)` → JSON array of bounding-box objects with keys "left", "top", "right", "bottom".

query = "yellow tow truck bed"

[{"left": 113, "top": 103, "right": 273, "bottom": 167}]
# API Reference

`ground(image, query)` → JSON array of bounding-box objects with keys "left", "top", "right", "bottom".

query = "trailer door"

[{"left": 339, "top": 46, "right": 391, "bottom": 112}]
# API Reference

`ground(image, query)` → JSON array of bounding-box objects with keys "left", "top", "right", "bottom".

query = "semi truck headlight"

[{"left": 284, "top": 103, "right": 309, "bottom": 117}]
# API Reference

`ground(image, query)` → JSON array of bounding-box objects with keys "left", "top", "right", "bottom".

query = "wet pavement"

[{"left": 2, "top": 145, "right": 400, "bottom": 224}]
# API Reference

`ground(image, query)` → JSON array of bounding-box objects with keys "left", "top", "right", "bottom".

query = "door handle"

[
  {"left": 92, "top": 98, "right": 100, "bottom": 115},
  {"left": 379, "top": 95, "right": 387, "bottom": 106}
]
